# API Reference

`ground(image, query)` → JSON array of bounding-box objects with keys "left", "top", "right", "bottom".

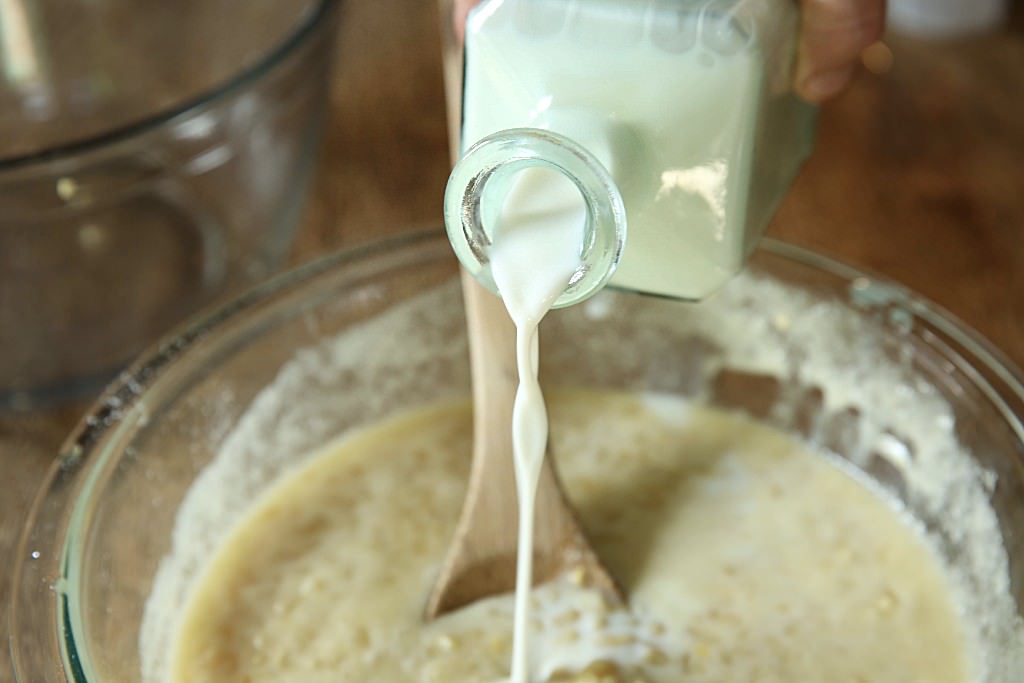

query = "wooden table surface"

[{"left": 3, "top": 1, "right": 1023, "bottom": 676}]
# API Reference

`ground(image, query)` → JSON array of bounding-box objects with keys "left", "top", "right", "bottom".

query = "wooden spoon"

[{"left": 425, "top": 271, "right": 620, "bottom": 618}]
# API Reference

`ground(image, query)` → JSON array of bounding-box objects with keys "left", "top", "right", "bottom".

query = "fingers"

[
  {"left": 796, "top": 0, "right": 887, "bottom": 102},
  {"left": 453, "top": 0, "right": 478, "bottom": 43}
]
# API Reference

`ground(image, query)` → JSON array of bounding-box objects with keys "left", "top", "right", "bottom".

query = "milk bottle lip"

[{"left": 445, "top": 127, "right": 628, "bottom": 309}]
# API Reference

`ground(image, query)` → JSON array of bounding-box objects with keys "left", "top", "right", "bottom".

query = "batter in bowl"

[{"left": 163, "top": 391, "right": 972, "bottom": 683}]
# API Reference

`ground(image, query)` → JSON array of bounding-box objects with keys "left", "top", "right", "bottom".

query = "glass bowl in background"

[
  {"left": 0, "top": 0, "right": 342, "bottom": 409},
  {"left": 10, "top": 232, "right": 1024, "bottom": 681}
]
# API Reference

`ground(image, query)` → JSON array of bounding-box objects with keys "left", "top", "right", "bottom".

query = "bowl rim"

[
  {"left": 0, "top": 0, "right": 341, "bottom": 172},
  {"left": 80, "top": 234, "right": 1024, "bottom": 442},
  {"left": 9, "top": 230, "right": 1024, "bottom": 681}
]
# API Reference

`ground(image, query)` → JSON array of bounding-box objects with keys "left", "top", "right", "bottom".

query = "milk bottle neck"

[{"left": 444, "top": 127, "right": 627, "bottom": 309}]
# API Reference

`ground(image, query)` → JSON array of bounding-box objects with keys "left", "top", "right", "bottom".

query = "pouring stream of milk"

[{"left": 487, "top": 168, "right": 588, "bottom": 683}]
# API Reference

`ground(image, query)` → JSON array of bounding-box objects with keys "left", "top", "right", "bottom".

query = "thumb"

[
  {"left": 796, "top": 0, "right": 886, "bottom": 102},
  {"left": 453, "top": 0, "right": 478, "bottom": 43}
]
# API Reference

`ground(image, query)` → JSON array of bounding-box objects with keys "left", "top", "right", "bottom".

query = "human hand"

[
  {"left": 452, "top": 0, "right": 886, "bottom": 103},
  {"left": 796, "top": 0, "right": 886, "bottom": 102}
]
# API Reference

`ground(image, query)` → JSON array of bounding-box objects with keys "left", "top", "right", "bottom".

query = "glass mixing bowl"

[
  {"left": 10, "top": 231, "right": 1024, "bottom": 681},
  {"left": 0, "top": 0, "right": 341, "bottom": 410}
]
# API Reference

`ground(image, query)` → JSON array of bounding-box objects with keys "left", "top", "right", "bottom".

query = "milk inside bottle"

[{"left": 448, "top": 0, "right": 817, "bottom": 303}]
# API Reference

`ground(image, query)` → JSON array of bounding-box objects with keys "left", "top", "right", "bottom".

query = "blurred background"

[{"left": 2, "top": 0, "right": 1023, "bottom": 675}]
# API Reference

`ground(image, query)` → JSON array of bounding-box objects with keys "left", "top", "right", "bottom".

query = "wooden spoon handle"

[{"left": 425, "top": 271, "right": 618, "bottom": 617}]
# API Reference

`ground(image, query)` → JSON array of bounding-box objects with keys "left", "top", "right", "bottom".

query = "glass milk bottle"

[{"left": 439, "top": 0, "right": 818, "bottom": 306}]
